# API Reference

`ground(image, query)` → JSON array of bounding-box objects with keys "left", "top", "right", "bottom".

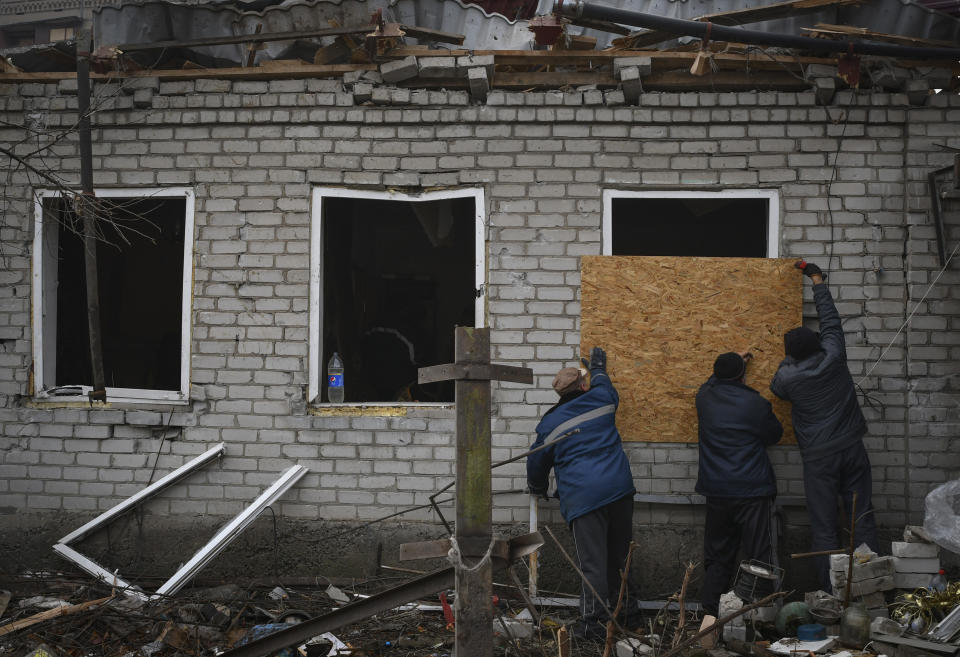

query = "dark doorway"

[
  {"left": 43, "top": 196, "right": 186, "bottom": 391},
  {"left": 612, "top": 197, "right": 769, "bottom": 256},
  {"left": 321, "top": 196, "right": 477, "bottom": 403}
]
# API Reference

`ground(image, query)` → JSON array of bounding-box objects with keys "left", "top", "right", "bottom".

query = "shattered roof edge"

[{"left": 93, "top": 0, "right": 533, "bottom": 27}]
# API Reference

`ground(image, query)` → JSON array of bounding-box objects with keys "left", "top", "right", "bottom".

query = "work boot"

[
  {"left": 698, "top": 614, "right": 718, "bottom": 649},
  {"left": 572, "top": 618, "right": 608, "bottom": 641}
]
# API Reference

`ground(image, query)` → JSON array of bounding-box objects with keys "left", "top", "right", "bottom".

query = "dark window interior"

[
  {"left": 45, "top": 197, "right": 185, "bottom": 391},
  {"left": 612, "top": 197, "right": 768, "bottom": 256},
  {"left": 322, "top": 197, "right": 476, "bottom": 403}
]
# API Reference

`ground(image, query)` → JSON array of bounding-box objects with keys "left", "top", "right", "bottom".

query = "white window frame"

[
  {"left": 601, "top": 189, "right": 780, "bottom": 257},
  {"left": 31, "top": 187, "right": 195, "bottom": 404},
  {"left": 308, "top": 186, "right": 486, "bottom": 405}
]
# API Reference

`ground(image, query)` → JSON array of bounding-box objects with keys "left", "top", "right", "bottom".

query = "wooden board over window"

[{"left": 580, "top": 256, "right": 801, "bottom": 443}]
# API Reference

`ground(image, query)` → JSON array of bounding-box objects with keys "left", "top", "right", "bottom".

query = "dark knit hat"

[
  {"left": 713, "top": 352, "right": 746, "bottom": 380},
  {"left": 784, "top": 327, "right": 820, "bottom": 360}
]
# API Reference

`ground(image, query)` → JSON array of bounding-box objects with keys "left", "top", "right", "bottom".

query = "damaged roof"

[{"left": 0, "top": 0, "right": 957, "bottom": 87}]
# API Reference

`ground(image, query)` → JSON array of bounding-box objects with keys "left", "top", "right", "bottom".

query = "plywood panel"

[{"left": 580, "top": 256, "right": 801, "bottom": 443}]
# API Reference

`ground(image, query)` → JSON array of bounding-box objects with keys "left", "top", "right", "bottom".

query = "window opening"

[
  {"left": 34, "top": 190, "right": 193, "bottom": 402},
  {"left": 604, "top": 190, "right": 779, "bottom": 257},
  {"left": 311, "top": 189, "right": 484, "bottom": 404}
]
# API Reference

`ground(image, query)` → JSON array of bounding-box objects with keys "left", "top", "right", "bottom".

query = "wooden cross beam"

[{"left": 418, "top": 327, "right": 532, "bottom": 657}]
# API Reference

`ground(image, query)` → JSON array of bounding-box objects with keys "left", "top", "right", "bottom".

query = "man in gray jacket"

[{"left": 771, "top": 261, "right": 878, "bottom": 590}]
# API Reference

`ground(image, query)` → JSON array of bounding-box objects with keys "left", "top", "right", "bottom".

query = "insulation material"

[{"left": 580, "top": 256, "right": 801, "bottom": 443}]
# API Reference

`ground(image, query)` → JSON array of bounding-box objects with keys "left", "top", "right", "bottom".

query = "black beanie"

[
  {"left": 713, "top": 352, "right": 745, "bottom": 380},
  {"left": 784, "top": 327, "right": 820, "bottom": 360}
]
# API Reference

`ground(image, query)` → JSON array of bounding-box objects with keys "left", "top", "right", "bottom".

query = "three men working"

[{"left": 528, "top": 260, "right": 874, "bottom": 635}]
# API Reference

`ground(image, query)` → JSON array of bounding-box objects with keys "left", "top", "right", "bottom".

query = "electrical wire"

[{"left": 856, "top": 235, "right": 960, "bottom": 386}]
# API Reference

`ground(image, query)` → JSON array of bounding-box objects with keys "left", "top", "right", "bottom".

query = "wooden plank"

[
  {"left": 614, "top": 0, "right": 866, "bottom": 49},
  {"left": 580, "top": 256, "right": 801, "bottom": 444},
  {"left": 803, "top": 23, "right": 960, "bottom": 48},
  {"left": 0, "top": 595, "right": 114, "bottom": 636},
  {"left": 399, "top": 24, "right": 465, "bottom": 45}
]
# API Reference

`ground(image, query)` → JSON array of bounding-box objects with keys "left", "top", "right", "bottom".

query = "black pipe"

[{"left": 554, "top": 0, "right": 960, "bottom": 60}]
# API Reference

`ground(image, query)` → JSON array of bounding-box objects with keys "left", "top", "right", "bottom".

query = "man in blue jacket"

[
  {"left": 527, "top": 346, "right": 637, "bottom": 640},
  {"left": 696, "top": 350, "right": 783, "bottom": 644},
  {"left": 771, "top": 261, "right": 878, "bottom": 590}
]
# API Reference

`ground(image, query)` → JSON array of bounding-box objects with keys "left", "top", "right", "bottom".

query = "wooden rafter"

[
  {"left": 612, "top": 0, "right": 868, "bottom": 50},
  {"left": 803, "top": 23, "right": 960, "bottom": 48}
]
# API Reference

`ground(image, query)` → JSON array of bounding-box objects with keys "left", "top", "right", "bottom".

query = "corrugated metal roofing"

[
  {"left": 2, "top": 0, "right": 957, "bottom": 70},
  {"left": 93, "top": 0, "right": 537, "bottom": 65},
  {"left": 90, "top": 0, "right": 958, "bottom": 59}
]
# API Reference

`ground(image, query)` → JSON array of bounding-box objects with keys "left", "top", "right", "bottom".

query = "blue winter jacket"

[
  {"left": 695, "top": 376, "right": 783, "bottom": 498},
  {"left": 770, "top": 283, "right": 867, "bottom": 463},
  {"left": 527, "top": 367, "right": 636, "bottom": 524}
]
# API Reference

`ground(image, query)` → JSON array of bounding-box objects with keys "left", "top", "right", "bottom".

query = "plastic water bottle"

[
  {"left": 929, "top": 569, "right": 948, "bottom": 592},
  {"left": 327, "top": 352, "right": 344, "bottom": 403}
]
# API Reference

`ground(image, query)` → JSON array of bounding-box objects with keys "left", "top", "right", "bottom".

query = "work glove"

[
  {"left": 794, "top": 260, "right": 823, "bottom": 279},
  {"left": 589, "top": 346, "right": 607, "bottom": 372},
  {"left": 527, "top": 485, "right": 550, "bottom": 501}
]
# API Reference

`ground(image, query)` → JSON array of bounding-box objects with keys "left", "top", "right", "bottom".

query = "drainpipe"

[
  {"left": 77, "top": 17, "right": 107, "bottom": 403},
  {"left": 553, "top": 0, "right": 960, "bottom": 60}
]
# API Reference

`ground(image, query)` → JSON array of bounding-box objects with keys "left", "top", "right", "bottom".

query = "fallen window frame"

[{"left": 53, "top": 445, "right": 310, "bottom": 602}]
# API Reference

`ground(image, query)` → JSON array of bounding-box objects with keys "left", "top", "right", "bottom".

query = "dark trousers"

[
  {"left": 570, "top": 494, "right": 640, "bottom": 633},
  {"left": 804, "top": 440, "right": 878, "bottom": 590},
  {"left": 701, "top": 496, "right": 774, "bottom": 617}
]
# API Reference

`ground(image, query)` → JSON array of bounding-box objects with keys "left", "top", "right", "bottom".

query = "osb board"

[{"left": 580, "top": 256, "right": 801, "bottom": 444}]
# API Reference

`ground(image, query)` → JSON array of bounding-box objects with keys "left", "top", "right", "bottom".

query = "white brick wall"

[{"left": 0, "top": 79, "right": 958, "bottom": 533}]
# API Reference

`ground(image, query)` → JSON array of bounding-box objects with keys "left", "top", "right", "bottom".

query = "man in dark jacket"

[
  {"left": 696, "top": 350, "right": 783, "bottom": 645},
  {"left": 527, "top": 346, "right": 638, "bottom": 639},
  {"left": 770, "top": 261, "right": 879, "bottom": 590}
]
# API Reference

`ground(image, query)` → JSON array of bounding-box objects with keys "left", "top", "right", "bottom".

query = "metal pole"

[
  {"left": 529, "top": 495, "right": 538, "bottom": 597},
  {"left": 553, "top": 0, "right": 960, "bottom": 60},
  {"left": 76, "top": 17, "right": 106, "bottom": 403},
  {"left": 454, "top": 326, "right": 493, "bottom": 657}
]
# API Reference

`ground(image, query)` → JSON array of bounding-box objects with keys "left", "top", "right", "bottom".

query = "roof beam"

[{"left": 613, "top": 0, "right": 867, "bottom": 49}]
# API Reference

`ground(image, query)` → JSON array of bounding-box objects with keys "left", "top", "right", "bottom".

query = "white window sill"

[
  {"left": 31, "top": 387, "right": 190, "bottom": 408},
  {"left": 309, "top": 402, "right": 454, "bottom": 416}
]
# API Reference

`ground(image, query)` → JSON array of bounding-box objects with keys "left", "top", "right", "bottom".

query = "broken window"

[
  {"left": 48, "top": 26, "right": 76, "bottom": 42},
  {"left": 603, "top": 190, "right": 779, "bottom": 257},
  {"left": 32, "top": 189, "right": 194, "bottom": 403},
  {"left": 309, "top": 188, "right": 485, "bottom": 405}
]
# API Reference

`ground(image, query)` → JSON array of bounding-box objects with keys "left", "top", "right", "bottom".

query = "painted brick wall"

[{"left": 0, "top": 78, "right": 958, "bottom": 541}]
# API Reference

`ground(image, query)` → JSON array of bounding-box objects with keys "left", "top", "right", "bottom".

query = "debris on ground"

[{"left": 3, "top": 523, "right": 959, "bottom": 657}]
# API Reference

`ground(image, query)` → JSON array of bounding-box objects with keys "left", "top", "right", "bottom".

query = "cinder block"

[
  {"left": 893, "top": 557, "right": 940, "bottom": 573},
  {"left": 380, "top": 56, "right": 419, "bottom": 83},
  {"left": 906, "top": 80, "right": 931, "bottom": 106},
  {"left": 831, "top": 574, "right": 895, "bottom": 596},
  {"left": 613, "top": 56, "right": 652, "bottom": 77},
  {"left": 457, "top": 55, "right": 494, "bottom": 78},
  {"left": 418, "top": 56, "right": 456, "bottom": 78},
  {"left": 467, "top": 67, "right": 489, "bottom": 103},
  {"left": 616, "top": 639, "right": 654, "bottom": 657},
  {"left": 814, "top": 77, "right": 836, "bottom": 105},
  {"left": 353, "top": 82, "right": 373, "bottom": 104},
  {"left": 805, "top": 64, "right": 837, "bottom": 78},
  {"left": 891, "top": 541, "right": 939, "bottom": 558},
  {"left": 830, "top": 555, "right": 894, "bottom": 582},
  {"left": 619, "top": 66, "right": 642, "bottom": 105}
]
